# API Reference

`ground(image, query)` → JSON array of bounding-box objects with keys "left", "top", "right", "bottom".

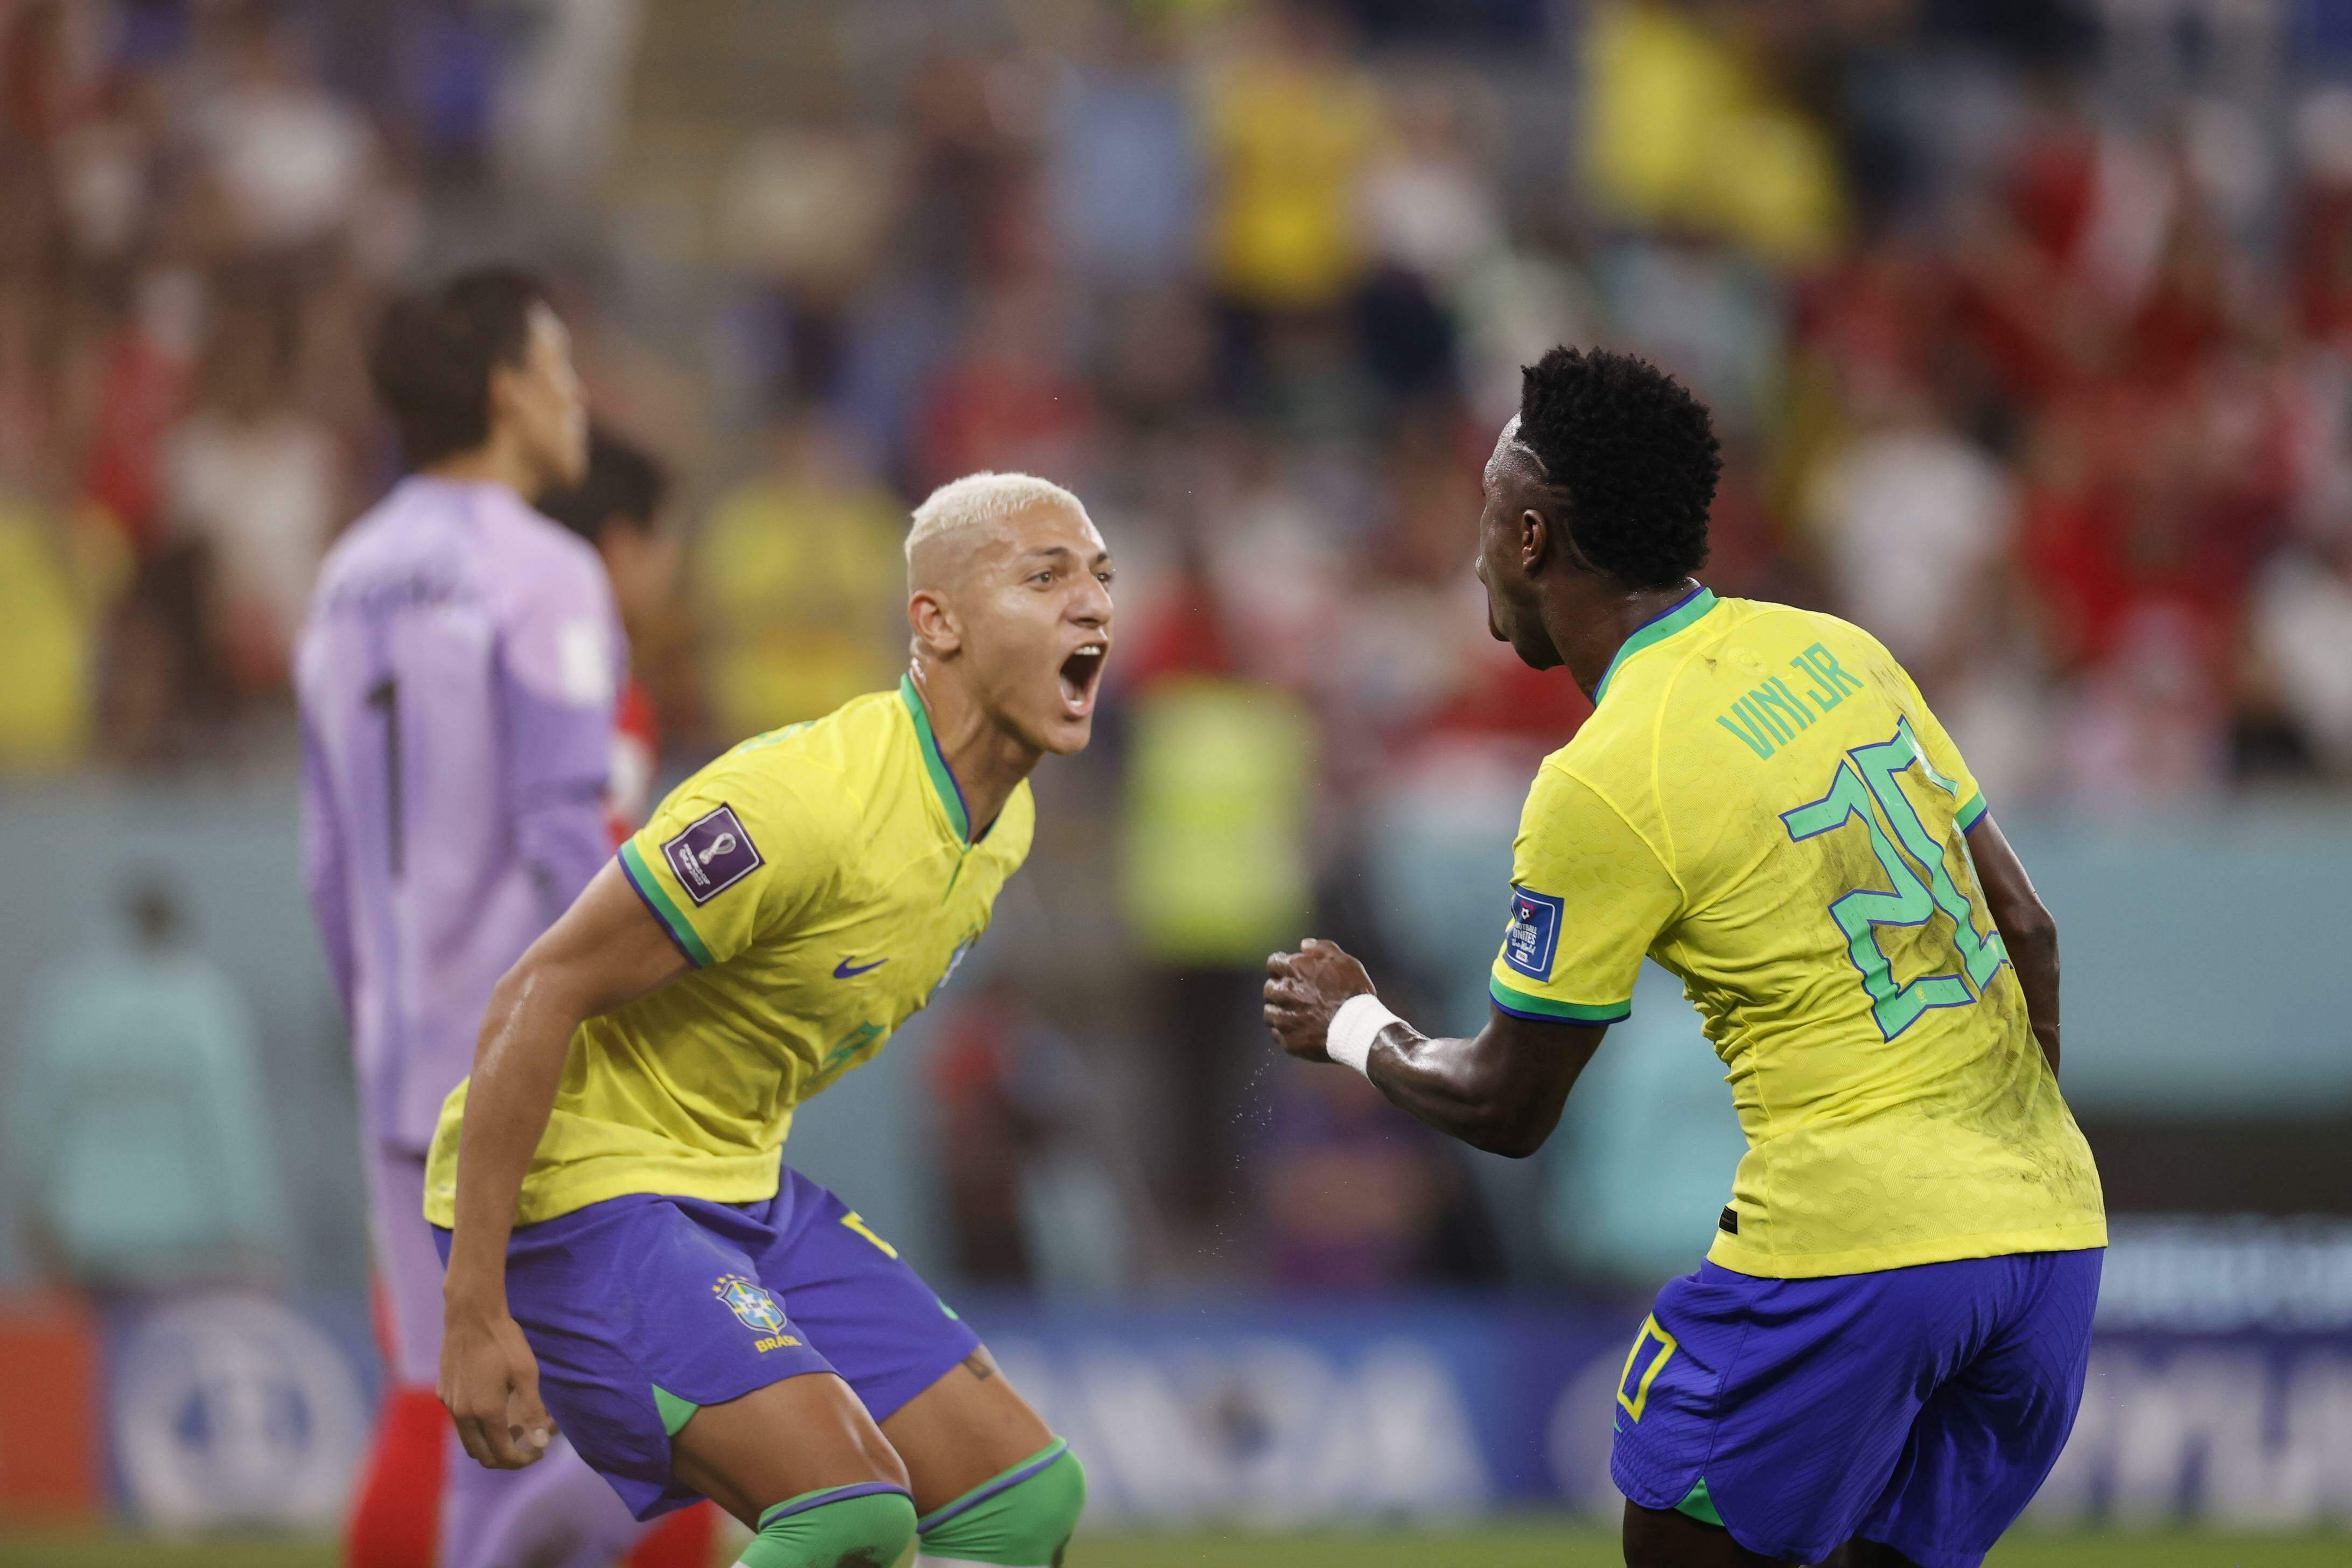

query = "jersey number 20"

[{"left": 1779, "top": 719, "right": 2006, "bottom": 1040}]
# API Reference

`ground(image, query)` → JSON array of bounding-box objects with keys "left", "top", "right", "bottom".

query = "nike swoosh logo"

[{"left": 832, "top": 957, "right": 887, "bottom": 979}]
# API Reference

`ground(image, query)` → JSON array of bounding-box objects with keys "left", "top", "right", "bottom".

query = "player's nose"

[{"left": 1068, "top": 574, "right": 1112, "bottom": 628}]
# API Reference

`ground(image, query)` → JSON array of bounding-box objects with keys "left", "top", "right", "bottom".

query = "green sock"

[
  {"left": 914, "top": 1439, "right": 1086, "bottom": 1566},
  {"left": 733, "top": 1483, "right": 917, "bottom": 1568}
]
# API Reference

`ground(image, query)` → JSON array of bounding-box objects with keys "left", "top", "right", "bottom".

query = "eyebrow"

[{"left": 1019, "top": 544, "right": 1114, "bottom": 567}]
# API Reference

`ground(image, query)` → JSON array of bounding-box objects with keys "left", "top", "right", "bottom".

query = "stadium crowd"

[{"left": 8, "top": 0, "right": 2352, "bottom": 1287}]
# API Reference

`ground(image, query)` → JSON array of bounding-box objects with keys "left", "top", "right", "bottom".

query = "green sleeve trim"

[
  {"left": 619, "top": 839, "right": 715, "bottom": 968},
  {"left": 1956, "top": 790, "right": 1989, "bottom": 832},
  {"left": 651, "top": 1384, "right": 698, "bottom": 1438},
  {"left": 1489, "top": 977, "right": 1631, "bottom": 1024},
  {"left": 1676, "top": 1476, "right": 1724, "bottom": 1528}
]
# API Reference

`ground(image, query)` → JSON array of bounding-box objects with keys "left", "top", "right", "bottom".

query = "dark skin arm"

[
  {"left": 1963, "top": 812, "right": 2061, "bottom": 1077},
  {"left": 1264, "top": 939, "right": 1605, "bottom": 1159}
]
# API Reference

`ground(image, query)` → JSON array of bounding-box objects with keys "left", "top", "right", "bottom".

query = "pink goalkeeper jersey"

[{"left": 297, "top": 477, "right": 624, "bottom": 1153}]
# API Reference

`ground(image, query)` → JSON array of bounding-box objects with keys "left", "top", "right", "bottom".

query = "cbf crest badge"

[
  {"left": 713, "top": 1273, "right": 782, "bottom": 1333},
  {"left": 712, "top": 1274, "right": 799, "bottom": 1353}
]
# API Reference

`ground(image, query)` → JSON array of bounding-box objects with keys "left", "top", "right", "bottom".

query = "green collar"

[
  {"left": 899, "top": 674, "right": 975, "bottom": 843},
  {"left": 1592, "top": 585, "right": 1720, "bottom": 705}
]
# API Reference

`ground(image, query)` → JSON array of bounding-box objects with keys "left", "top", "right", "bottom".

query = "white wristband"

[{"left": 1325, "top": 993, "right": 1402, "bottom": 1076}]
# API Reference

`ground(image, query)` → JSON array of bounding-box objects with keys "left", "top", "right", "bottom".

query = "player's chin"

[{"left": 1035, "top": 706, "right": 1096, "bottom": 755}]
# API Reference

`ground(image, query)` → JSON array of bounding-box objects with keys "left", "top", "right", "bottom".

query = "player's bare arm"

[
  {"left": 1964, "top": 813, "right": 2061, "bottom": 1077},
  {"left": 1264, "top": 939, "right": 1605, "bottom": 1158},
  {"left": 438, "top": 860, "right": 689, "bottom": 1469}
]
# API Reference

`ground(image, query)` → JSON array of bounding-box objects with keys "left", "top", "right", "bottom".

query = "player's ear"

[
  {"left": 1518, "top": 507, "right": 1550, "bottom": 575},
  {"left": 484, "top": 358, "right": 526, "bottom": 442},
  {"left": 908, "top": 589, "right": 962, "bottom": 657}
]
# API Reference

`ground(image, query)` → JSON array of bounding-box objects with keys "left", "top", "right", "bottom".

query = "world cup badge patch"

[
  {"left": 1503, "top": 885, "right": 1564, "bottom": 981},
  {"left": 664, "top": 804, "right": 762, "bottom": 905},
  {"left": 713, "top": 1274, "right": 800, "bottom": 1353}
]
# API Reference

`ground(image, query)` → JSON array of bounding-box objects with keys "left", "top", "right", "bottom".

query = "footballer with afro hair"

[
  {"left": 1469, "top": 345, "right": 1723, "bottom": 684},
  {"left": 1264, "top": 341, "right": 2089, "bottom": 1568}
]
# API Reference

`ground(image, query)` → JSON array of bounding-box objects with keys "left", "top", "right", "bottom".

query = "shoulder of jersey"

[
  {"left": 503, "top": 495, "right": 612, "bottom": 594},
  {"left": 712, "top": 689, "right": 897, "bottom": 792},
  {"left": 1556, "top": 596, "right": 1801, "bottom": 758},
  {"left": 311, "top": 487, "right": 407, "bottom": 590}
]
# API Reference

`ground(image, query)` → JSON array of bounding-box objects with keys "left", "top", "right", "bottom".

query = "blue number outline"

[{"left": 1779, "top": 723, "right": 2004, "bottom": 1040}]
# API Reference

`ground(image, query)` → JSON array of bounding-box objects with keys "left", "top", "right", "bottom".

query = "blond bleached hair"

[{"left": 905, "top": 471, "right": 1090, "bottom": 570}]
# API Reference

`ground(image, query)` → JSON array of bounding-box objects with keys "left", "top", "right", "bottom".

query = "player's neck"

[
  {"left": 1552, "top": 576, "right": 1705, "bottom": 700},
  {"left": 907, "top": 664, "right": 1039, "bottom": 842},
  {"left": 421, "top": 433, "right": 540, "bottom": 508}
]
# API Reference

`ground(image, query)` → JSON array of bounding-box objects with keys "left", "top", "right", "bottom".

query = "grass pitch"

[{"left": 1, "top": 1526, "right": 2346, "bottom": 1566}]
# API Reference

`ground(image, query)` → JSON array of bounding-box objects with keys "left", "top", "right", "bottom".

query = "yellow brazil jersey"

[
  {"left": 425, "top": 676, "right": 1033, "bottom": 1229},
  {"left": 1488, "top": 588, "right": 2105, "bottom": 1278}
]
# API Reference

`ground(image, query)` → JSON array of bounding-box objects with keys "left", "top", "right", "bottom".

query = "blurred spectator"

[
  {"left": 1047, "top": 12, "right": 1201, "bottom": 285},
  {"left": 696, "top": 411, "right": 904, "bottom": 736},
  {"left": 1199, "top": 5, "right": 1384, "bottom": 312},
  {"left": 80, "top": 267, "right": 206, "bottom": 550},
  {"left": 492, "top": 0, "right": 648, "bottom": 204},
  {"left": 156, "top": 290, "right": 341, "bottom": 689},
  {"left": 538, "top": 425, "right": 680, "bottom": 830},
  {"left": 930, "top": 978, "right": 1147, "bottom": 1295},
  {"left": 1119, "top": 555, "right": 1318, "bottom": 1216},
  {"left": 0, "top": 484, "right": 88, "bottom": 768},
  {"left": 2252, "top": 519, "right": 2352, "bottom": 779},
  {"left": 1359, "top": 75, "right": 1502, "bottom": 292},
  {"left": 96, "top": 538, "right": 235, "bottom": 767},
  {"left": 539, "top": 426, "right": 680, "bottom": 654},
  {"left": 2061, "top": 601, "right": 2232, "bottom": 806},
  {"left": 192, "top": 12, "right": 379, "bottom": 258},
  {"left": 1596, "top": 235, "right": 1782, "bottom": 441},
  {"left": 1256, "top": 1066, "right": 1485, "bottom": 1289},
  {"left": 1804, "top": 369, "right": 2017, "bottom": 685},
  {"left": 1579, "top": 0, "right": 1845, "bottom": 266},
  {"left": 5, "top": 872, "right": 286, "bottom": 1296},
  {"left": 912, "top": 279, "right": 1097, "bottom": 488}
]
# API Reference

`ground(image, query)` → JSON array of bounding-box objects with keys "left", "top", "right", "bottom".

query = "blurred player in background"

[
  {"left": 538, "top": 428, "right": 680, "bottom": 839},
  {"left": 1265, "top": 347, "right": 2106, "bottom": 1568},
  {"left": 430, "top": 473, "right": 1104, "bottom": 1568},
  {"left": 298, "top": 269, "right": 706, "bottom": 1568}
]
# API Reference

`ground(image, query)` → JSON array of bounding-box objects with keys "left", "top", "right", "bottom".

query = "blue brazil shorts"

[
  {"left": 435, "top": 1163, "right": 981, "bottom": 1519},
  {"left": 1611, "top": 1248, "right": 2103, "bottom": 1568}
]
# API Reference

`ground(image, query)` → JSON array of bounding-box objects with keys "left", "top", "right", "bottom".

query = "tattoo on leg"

[{"left": 960, "top": 1350, "right": 995, "bottom": 1382}]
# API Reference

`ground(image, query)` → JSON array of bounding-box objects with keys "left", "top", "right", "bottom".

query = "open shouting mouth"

[{"left": 1059, "top": 640, "right": 1108, "bottom": 717}]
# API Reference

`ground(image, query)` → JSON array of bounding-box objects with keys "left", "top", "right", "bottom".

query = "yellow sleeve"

[
  {"left": 615, "top": 751, "right": 851, "bottom": 968},
  {"left": 1487, "top": 764, "right": 1682, "bottom": 1024}
]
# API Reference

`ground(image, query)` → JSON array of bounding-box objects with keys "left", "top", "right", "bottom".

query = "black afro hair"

[{"left": 1515, "top": 346, "right": 1719, "bottom": 590}]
